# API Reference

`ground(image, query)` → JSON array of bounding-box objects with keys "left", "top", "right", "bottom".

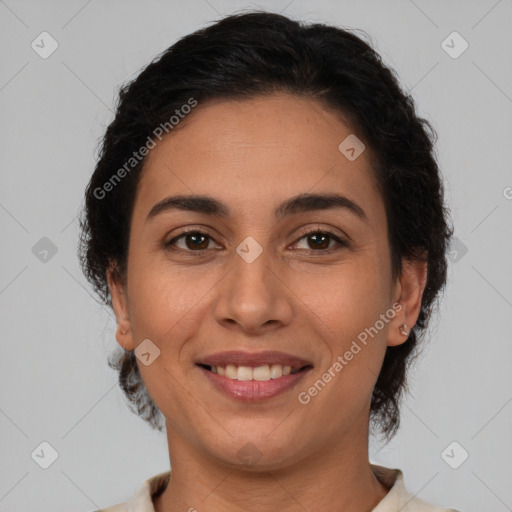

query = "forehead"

[{"left": 133, "top": 93, "right": 384, "bottom": 226}]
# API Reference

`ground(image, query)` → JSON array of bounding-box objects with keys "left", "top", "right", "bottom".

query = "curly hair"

[{"left": 78, "top": 10, "right": 453, "bottom": 440}]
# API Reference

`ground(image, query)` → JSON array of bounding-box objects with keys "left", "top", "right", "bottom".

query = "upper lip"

[{"left": 197, "top": 350, "right": 313, "bottom": 369}]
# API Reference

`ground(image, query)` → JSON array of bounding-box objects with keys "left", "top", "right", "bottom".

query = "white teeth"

[
  {"left": 270, "top": 364, "right": 283, "bottom": 379},
  {"left": 253, "top": 365, "right": 270, "bottom": 381},
  {"left": 225, "top": 364, "right": 238, "bottom": 379},
  {"left": 237, "top": 366, "right": 253, "bottom": 381},
  {"left": 209, "top": 363, "right": 295, "bottom": 381}
]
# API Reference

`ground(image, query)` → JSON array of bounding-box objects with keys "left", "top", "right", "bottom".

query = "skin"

[{"left": 107, "top": 93, "right": 427, "bottom": 512}]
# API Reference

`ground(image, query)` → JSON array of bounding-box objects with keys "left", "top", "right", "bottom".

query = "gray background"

[{"left": 1, "top": 1, "right": 511, "bottom": 511}]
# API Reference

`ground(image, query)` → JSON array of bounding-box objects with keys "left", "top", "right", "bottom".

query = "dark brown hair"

[{"left": 78, "top": 10, "right": 453, "bottom": 440}]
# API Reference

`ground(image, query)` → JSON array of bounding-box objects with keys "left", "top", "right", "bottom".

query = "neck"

[{"left": 154, "top": 420, "right": 390, "bottom": 512}]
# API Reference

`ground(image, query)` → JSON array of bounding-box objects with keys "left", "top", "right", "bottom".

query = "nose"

[{"left": 212, "top": 241, "right": 294, "bottom": 334}]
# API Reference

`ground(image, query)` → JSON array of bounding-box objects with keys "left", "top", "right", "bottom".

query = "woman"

[{"left": 79, "top": 10, "right": 459, "bottom": 512}]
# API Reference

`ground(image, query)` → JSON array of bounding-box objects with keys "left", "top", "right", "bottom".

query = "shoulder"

[
  {"left": 371, "top": 464, "right": 461, "bottom": 512},
  {"left": 90, "top": 505, "right": 127, "bottom": 512},
  {"left": 90, "top": 470, "right": 171, "bottom": 512},
  {"left": 398, "top": 494, "right": 461, "bottom": 512},
  {"left": 92, "top": 466, "right": 462, "bottom": 512}
]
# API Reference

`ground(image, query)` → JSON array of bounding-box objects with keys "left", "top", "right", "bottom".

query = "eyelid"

[
  {"left": 292, "top": 224, "right": 349, "bottom": 243},
  {"left": 165, "top": 225, "right": 223, "bottom": 249},
  {"left": 165, "top": 224, "right": 349, "bottom": 254},
  {"left": 289, "top": 226, "right": 348, "bottom": 253}
]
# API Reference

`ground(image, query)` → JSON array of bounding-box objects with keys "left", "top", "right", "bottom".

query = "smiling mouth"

[{"left": 197, "top": 363, "right": 313, "bottom": 381}]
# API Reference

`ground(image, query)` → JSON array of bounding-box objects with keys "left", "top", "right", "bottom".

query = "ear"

[
  {"left": 387, "top": 256, "right": 428, "bottom": 347},
  {"left": 106, "top": 262, "right": 134, "bottom": 351}
]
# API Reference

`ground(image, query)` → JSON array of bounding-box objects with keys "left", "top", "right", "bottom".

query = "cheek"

[
  {"left": 296, "top": 254, "right": 390, "bottom": 333},
  {"left": 125, "top": 263, "right": 213, "bottom": 417},
  {"left": 126, "top": 257, "right": 218, "bottom": 343},
  {"left": 292, "top": 255, "right": 391, "bottom": 386}
]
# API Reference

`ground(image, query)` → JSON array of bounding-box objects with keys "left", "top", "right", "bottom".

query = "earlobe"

[
  {"left": 387, "top": 257, "right": 428, "bottom": 347},
  {"left": 399, "top": 323, "right": 409, "bottom": 337},
  {"left": 106, "top": 263, "right": 134, "bottom": 351}
]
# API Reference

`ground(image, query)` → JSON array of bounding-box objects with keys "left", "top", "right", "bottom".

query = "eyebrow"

[{"left": 145, "top": 192, "right": 368, "bottom": 224}]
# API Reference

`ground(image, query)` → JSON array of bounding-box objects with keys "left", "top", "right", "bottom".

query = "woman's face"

[{"left": 108, "top": 93, "right": 424, "bottom": 468}]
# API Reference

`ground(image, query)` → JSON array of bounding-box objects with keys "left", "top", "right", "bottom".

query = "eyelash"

[{"left": 164, "top": 227, "right": 348, "bottom": 256}]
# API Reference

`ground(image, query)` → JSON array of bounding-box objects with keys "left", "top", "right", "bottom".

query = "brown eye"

[
  {"left": 166, "top": 231, "right": 213, "bottom": 251},
  {"left": 165, "top": 228, "right": 347, "bottom": 256},
  {"left": 306, "top": 232, "right": 331, "bottom": 250},
  {"left": 293, "top": 230, "right": 348, "bottom": 253}
]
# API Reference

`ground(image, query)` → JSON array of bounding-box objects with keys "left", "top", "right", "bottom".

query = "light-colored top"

[{"left": 92, "top": 464, "right": 460, "bottom": 512}]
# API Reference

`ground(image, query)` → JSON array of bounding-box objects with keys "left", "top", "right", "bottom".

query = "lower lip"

[{"left": 198, "top": 366, "right": 312, "bottom": 401}]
